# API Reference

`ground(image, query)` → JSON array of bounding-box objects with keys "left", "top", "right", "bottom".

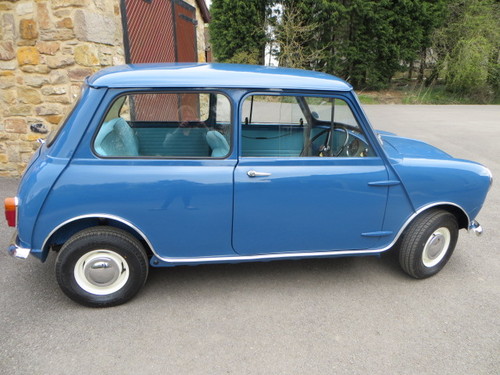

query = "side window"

[
  {"left": 241, "top": 94, "right": 375, "bottom": 158},
  {"left": 94, "top": 92, "right": 231, "bottom": 158}
]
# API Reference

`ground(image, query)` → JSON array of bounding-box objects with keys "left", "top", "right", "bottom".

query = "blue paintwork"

[
  {"left": 9, "top": 63, "right": 492, "bottom": 267},
  {"left": 87, "top": 63, "right": 353, "bottom": 91},
  {"left": 233, "top": 157, "right": 388, "bottom": 254}
]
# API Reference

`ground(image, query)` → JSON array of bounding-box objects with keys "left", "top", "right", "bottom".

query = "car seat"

[{"left": 94, "top": 117, "right": 139, "bottom": 157}]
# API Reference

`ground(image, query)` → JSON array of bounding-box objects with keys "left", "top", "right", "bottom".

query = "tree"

[
  {"left": 432, "top": 0, "right": 500, "bottom": 100},
  {"left": 209, "top": 0, "right": 269, "bottom": 64},
  {"left": 273, "top": 0, "right": 447, "bottom": 89},
  {"left": 272, "top": 3, "right": 326, "bottom": 69}
]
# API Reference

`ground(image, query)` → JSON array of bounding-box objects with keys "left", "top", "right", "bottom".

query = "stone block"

[
  {"left": 0, "top": 60, "right": 17, "bottom": 70},
  {"left": 7, "top": 148, "right": 20, "bottom": 162},
  {"left": 16, "top": 2, "right": 34, "bottom": 16},
  {"left": 51, "top": 0, "right": 87, "bottom": 9},
  {"left": 26, "top": 133, "right": 43, "bottom": 142},
  {"left": 20, "top": 65, "right": 50, "bottom": 74},
  {"left": 70, "top": 84, "right": 84, "bottom": 99},
  {"left": 61, "top": 46, "right": 73, "bottom": 54},
  {"left": 24, "top": 75, "right": 50, "bottom": 88},
  {"left": 36, "top": 3, "right": 51, "bottom": 30},
  {"left": 16, "top": 40, "right": 36, "bottom": 47},
  {"left": 47, "top": 55, "right": 74, "bottom": 69},
  {"left": 36, "top": 41, "right": 60, "bottom": 55},
  {"left": 35, "top": 104, "right": 63, "bottom": 116},
  {"left": 45, "top": 115, "right": 63, "bottom": 124},
  {"left": 45, "top": 94, "right": 71, "bottom": 104},
  {"left": 74, "top": 45, "right": 99, "bottom": 66},
  {"left": 5, "top": 118, "right": 28, "bottom": 134},
  {"left": 20, "top": 19, "right": 38, "bottom": 40},
  {"left": 49, "top": 70, "right": 69, "bottom": 84},
  {"left": 17, "top": 87, "right": 42, "bottom": 104},
  {"left": 0, "top": 89, "right": 16, "bottom": 104},
  {"left": 112, "top": 55, "right": 125, "bottom": 66},
  {"left": 98, "top": 51, "right": 112, "bottom": 66},
  {"left": 74, "top": 10, "right": 116, "bottom": 45},
  {"left": 0, "top": 76, "right": 15, "bottom": 89},
  {"left": 93, "top": 0, "right": 113, "bottom": 13},
  {"left": 41, "top": 86, "right": 67, "bottom": 95},
  {"left": 54, "top": 10, "right": 71, "bottom": 18},
  {"left": 0, "top": 3, "right": 14, "bottom": 11},
  {"left": 3, "top": 14, "right": 16, "bottom": 40},
  {"left": 0, "top": 41, "right": 15, "bottom": 60},
  {"left": 17, "top": 47, "right": 40, "bottom": 65},
  {"left": 22, "top": 152, "right": 35, "bottom": 162},
  {"left": 56, "top": 18, "right": 73, "bottom": 29},
  {"left": 7, "top": 105, "right": 32, "bottom": 116},
  {"left": 40, "top": 29, "right": 74, "bottom": 41},
  {"left": 68, "top": 67, "right": 92, "bottom": 81}
]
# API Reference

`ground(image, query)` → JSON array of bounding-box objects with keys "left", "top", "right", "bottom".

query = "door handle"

[{"left": 247, "top": 170, "right": 271, "bottom": 177}]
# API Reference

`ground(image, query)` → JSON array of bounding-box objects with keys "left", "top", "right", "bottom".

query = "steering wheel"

[
  {"left": 331, "top": 126, "right": 350, "bottom": 156},
  {"left": 305, "top": 126, "right": 350, "bottom": 157}
]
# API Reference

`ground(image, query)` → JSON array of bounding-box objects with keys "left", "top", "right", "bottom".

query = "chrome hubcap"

[
  {"left": 74, "top": 250, "right": 129, "bottom": 295},
  {"left": 422, "top": 227, "right": 451, "bottom": 268}
]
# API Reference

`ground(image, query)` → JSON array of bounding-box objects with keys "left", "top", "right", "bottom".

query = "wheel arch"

[
  {"left": 396, "top": 202, "right": 469, "bottom": 242},
  {"left": 434, "top": 204, "right": 468, "bottom": 229},
  {"left": 41, "top": 214, "right": 155, "bottom": 261}
]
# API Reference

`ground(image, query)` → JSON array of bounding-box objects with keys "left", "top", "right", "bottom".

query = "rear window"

[{"left": 93, "top": 91, "right": 232, "bottom": 158}]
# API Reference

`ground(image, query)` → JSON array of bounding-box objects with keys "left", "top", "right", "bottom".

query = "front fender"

[{"left": 394, "top": 158, "right": 492, "bottom": 221}]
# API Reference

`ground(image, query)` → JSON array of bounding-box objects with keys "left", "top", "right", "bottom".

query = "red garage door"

[
  {"left": 121, "top": 0, "right": 198, "bottom": 64},
  {"left": 121, "top": 0, "right": 198, "bottom": 121}
]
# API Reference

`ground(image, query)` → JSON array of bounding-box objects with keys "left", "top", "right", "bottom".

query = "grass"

[
  {"left": 357, "top": 83, "right": 500, "bottom": 105},
  {"left": 401, "top": 85, "right": 494, "bottom": 104},
  {"left": 357, "top": 94, "right": 382, "bottom": 104}
]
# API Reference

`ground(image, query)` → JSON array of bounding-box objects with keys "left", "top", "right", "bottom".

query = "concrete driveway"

[{"left": 1, "top": 105, "right": 498, "bottom": 375}]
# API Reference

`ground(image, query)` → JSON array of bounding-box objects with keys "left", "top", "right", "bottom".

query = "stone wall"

[
  {"left": 0, "top": 0, "right": 125, "bottom": 176},
  {"left": 0, "top": 0, "right": 210, "bottom": 177}
]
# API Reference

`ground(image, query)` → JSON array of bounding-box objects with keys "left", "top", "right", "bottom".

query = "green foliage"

[
  {"left": 208, "top": 0, "right": 498, "bottom": 102},
  {"left": 224, "top": 50, "right": 261, "bottom": 65},
  {"left": 273, "top": 0, "right": 447, "bottom": 89},
  {"left": 209, "top": 0, "right": 269, "bottom": 64},
  {"left": 432, "top": 0, "right": 500, "bottom": 101}
]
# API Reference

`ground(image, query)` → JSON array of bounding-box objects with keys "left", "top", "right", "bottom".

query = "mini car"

[{"left": 5, "top": 64, "right": 492, "bottom": 307}]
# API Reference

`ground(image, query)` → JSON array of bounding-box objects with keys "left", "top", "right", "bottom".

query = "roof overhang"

[{"left": 196, "top": 0, "right": 211, "bottom": 23}]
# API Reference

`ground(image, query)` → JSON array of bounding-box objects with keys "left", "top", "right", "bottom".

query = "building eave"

[{"left": 196, "top": 0, "right": 211, "bottom": 23}]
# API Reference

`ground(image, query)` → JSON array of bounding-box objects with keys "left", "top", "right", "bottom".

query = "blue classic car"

[{"left": 5, "top": 64, "right": 492, "bottom": 307}]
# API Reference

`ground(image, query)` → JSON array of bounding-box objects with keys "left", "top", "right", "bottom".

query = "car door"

[
  {"left": 232, "top": 93, "right": 389, "bottom": 255},
  {"left": 63, "top": 90, "right": 237, "bottom": 259}
]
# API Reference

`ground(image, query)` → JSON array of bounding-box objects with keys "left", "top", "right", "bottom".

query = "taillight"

[{"left": 4, "top": 197, "right": 17, "bottom": 227}]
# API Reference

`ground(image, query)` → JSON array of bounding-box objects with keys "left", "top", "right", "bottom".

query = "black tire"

[
  {"left": 399, "top": 209, "right": 458, "bottom": 279},
  {"left": 55, "top": 226, "right": 149, "bottom": 307}
]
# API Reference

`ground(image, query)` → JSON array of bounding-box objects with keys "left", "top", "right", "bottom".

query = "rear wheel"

[
  {"left": 399, "top": 209, "right": 458, "bottom": 279},
  {"left": 55, "top": 226, "right": 149, "bottom": 307}
]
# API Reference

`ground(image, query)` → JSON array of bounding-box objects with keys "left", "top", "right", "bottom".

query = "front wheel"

[
  {"left": 399, "top": 209, "right": 459, "bottom": 279},
  {"left": 55, "top": 226, "right": 149, "bottom": 307}
]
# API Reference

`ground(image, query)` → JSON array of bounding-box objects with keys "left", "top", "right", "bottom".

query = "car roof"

[{"left": 86, "top": 63, "right": 353, "bottom": 92}]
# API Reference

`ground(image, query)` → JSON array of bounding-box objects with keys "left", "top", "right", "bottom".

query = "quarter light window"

[
  {"left": 94, "top": 92, "right": 231, "bottom": 158},
  {"left": 241, "top": 95, "right": 374, "bottom": 158}
]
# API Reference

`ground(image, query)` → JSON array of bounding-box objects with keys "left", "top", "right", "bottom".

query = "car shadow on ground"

[
  {"left": 16, "top": 249, "right": 405, "bottom": 308},
  {"left": 142, "top": 252, "right": 406, "bottom": 297}
]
